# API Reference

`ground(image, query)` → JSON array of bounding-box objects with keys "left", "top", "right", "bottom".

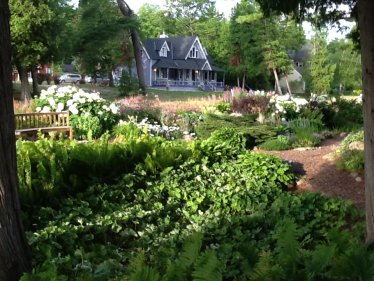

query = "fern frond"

[
  {"left": 192, "top": 251, "right": 222, "bottom": 281},
  {"left": 251, "top": 251, "right": 283, "bottom": 281},
  {"left": 163, "top": 233, "right": 203, "bottom": 281},
  {"left": 274, "top": 219, "right": 300, "bottom": 271},
  {"left": 305, "top": 243, "right": 336, "bottom": 279}
]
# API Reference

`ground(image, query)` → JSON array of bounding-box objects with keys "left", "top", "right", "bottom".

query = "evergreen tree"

[{"left": 306, "top": 35, "right": 336, "bottom": 95}]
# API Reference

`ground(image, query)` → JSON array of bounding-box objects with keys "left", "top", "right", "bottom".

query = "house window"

[
  {"left": 189, "top": 47, "right": 198, "bottom": 58},
  {"left": 159, "top": 46, "right": 167, "bottom": 57},
  {"left": 160, "top": 68, "right": 168, "bottom": 79}
]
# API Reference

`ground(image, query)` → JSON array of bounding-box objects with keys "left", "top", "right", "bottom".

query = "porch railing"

[{"left": 152, "top": 79, "right": 224, "bottom": 88}]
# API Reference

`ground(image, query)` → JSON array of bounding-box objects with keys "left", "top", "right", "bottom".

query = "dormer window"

[
  {"left": 159, "top": 46, "right": 167, "bottom": 57},
  {"left": 189, "top": 47, "right": 198, "bottom": 58}
]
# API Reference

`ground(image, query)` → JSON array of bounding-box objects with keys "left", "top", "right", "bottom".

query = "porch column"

[{"left": 166, "top": 68, "right": 170, "bottom": 89}]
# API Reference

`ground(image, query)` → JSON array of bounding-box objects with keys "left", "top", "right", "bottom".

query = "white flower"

[
  {"left": 41, "top": 106, "right": 51, "bottom": 113},
  {"left": 292, "top": 98, "right": 308, "bottom": 106},
  {"left": 68, "top": 104, "right": 79, "bottom": 115},
  {"left": 36, "top": 107, "right": 42, "bottom": 112},
  {"left": 109, "top": 103, "right": 118, "bottom": 114},
  {"left": 48, "top": 97, "right": 56, "bottom": 107},
  {"left": 56, "top": 102, "right": 64, "bottom": 112},
  {"left": 67, "top": 99, "right": 74, "bottom": 106},
  {"left": 98, "top": 111, "right": 103, "bottom": 115}
]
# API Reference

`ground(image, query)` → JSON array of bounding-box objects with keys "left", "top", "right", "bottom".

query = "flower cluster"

[
  {"left": 270, "top": 93, "right": 308, "bottom": 114},
  {"left": 35, "top": 86, "right": 118, "bottom": 115},
  {"left": 34, "top": 86, "right": 120, "bottom": 139},
  {"left": 119, "top": 117, "right": 180, "bottom": 140}
]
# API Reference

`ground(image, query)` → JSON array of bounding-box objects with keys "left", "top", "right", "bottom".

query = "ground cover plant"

[
  {"left": 17, "top": 126, "right": 368, "bottom": 281},
  {"left": 335, "top": 130, "right": 364, "bottom": 172}
]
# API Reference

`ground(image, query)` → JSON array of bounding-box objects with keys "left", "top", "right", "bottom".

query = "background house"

[
  {"left": 141, "top": 33, "right": 224, "bottom": 92},
  {"left": 279, "top": 43, "right": 312, "bottom": 94}
]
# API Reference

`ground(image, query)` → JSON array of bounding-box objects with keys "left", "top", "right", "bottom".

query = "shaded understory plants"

[{"left": 17, "top": 126, "right": 368, "bottom": 281}]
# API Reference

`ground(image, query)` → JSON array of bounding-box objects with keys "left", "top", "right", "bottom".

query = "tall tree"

[
  {"left": 165, "top": 0, "right": 216, "bottom": 35},
  {"left": 257, "top": 0, "right": 374, "bottom": 243},
  {"left": 328, "top": 39, "right": 362, "bottom": 92},
  {"left": 263, "top": 40, "right": 293, "bottom": 94},
  {"left": 0, "top": 0, "right": 32, "bottom": 280},
  {"left": 117, "top": 0, "right": 146, "bottom": 93},
  {"left": 306, "top": 35, "right": 336, "bottom": 95},
  {"left": 138, "top": 4, "right": 166, "bottom": 38},
  {"left": 10, "top": 0, "right": 73, "bottom": 100},
  {"left": 75, "top": 0, "right": 132, "bottom": 85},
  {"left": 229, "top": 0, "right": 304, "bottom": 90}
]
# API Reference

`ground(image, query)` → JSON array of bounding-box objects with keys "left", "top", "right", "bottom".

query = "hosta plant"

[{"left": 33, "top": 86, "right": 120, "bottom": 139}]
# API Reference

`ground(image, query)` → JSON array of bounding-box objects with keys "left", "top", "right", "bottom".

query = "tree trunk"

[
  {"left": 17, "top": 66, "right": 31, "bottom": 103},
  {"left": 358, "top": 0, "right": 374, "bottom": 243},
  {"left": 108, "top": 70, "right": 114, "bottom": 87},
  {"left": 285, "top": 75, "right": 292, "bottom": 96},
  {"left": 116, "top": 0, "right": 146, "bottom": 94},
  {"left": 0, "top": 1, "right": 32, "bottom": 280},
  {"left": 273, "top": 68, "right": 282, "bottom": 95},
  {"left": 237, "top": 76, "right": 240, "bottom": 87},
  {"left": 242, "top": 73, "right": 246, "bottom": 90},
  {"left": 31, "top": 68, "right": 39, "bottom": 96}
]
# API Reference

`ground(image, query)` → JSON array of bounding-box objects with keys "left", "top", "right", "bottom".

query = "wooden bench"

[{"left": 15, "top": 111, "right": 73, "bottom": 140}]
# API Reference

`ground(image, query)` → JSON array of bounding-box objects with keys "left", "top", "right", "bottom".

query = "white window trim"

[
  {"left": 202, "top": 60, "right": 212, "bottom": 71},
  {"left": 159, "top": 41, "right": 170, "bottom": 57},
  {"left": 185, "top": 37, "right": 207, "bottom": 60}
]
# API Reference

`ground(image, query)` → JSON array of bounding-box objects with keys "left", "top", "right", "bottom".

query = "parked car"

[
  {"left": 85, "top": 75, "right": 110, "bottom": 86},
  {"left": 59, "top": 73, "right": 81, "bottom": 84}
]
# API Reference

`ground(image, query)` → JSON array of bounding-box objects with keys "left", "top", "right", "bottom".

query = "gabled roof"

[
  {"left": 143, "top": 36, "right": 197, "bottom": 60},
  {"left": 143, "top": 35, "right": 224, "bottom": 72}
]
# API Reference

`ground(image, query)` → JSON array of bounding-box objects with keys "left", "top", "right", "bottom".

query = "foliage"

[
  {"left": 336, "top": 149, "right": 364, "bottom": 172},
  {"left": 118, "top": 69, "right": 140, "bottom": 97},
  {"left": 16, "top": 125, "right": 368, "bottom": 280},
  {"left": 195, "top": 113, "right": 280, "bottom": 147},
  {"left": 33, "top": 86, "right": 120, "bottom": 139},
  {"left": 258, "top": 135, "right": 292, "bottom": 151},
  {"left": 328, "top": 39, "right": 362, "bottom": 92},
  {"left": 74, "top": 0, "right": 133, "bottom": 78},
  {"left": 216, "top": 101, "right": 231, "bottom": 113},
  {"left": 287, "top": 118, "right": 323, "bottom": 147},
  {"left": 336, "top": 130, "right": 364, "bottom": 172},
  {"left": 305, "top": 35, "right": 336, "bottom": 95},
  {"left": 229, "top": 0, "right": 304, "bottom": 90},
  {"left": 329, "top": 99, "right": 363, "bottom": 131}
]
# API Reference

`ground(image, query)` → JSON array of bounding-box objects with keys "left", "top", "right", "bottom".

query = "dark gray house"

[{"left": 141, "top": 34, "right": 224, "bottom": 91}]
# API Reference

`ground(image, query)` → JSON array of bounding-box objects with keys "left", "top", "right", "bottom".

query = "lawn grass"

[{"left": 145, "top": 88, "right": 223, "bottom": 102}]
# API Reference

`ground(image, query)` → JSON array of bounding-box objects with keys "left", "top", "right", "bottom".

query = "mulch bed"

[{"left": 258, "top": 136, "right": 365, "bottom": 208}]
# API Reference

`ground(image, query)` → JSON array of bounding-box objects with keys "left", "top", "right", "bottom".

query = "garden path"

[{"left": 260, "top": 136, "right": 365, "bottom": 208}]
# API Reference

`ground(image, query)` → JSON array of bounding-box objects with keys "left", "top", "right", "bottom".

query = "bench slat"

[{"left": 14, "top": 112, "right": 73, "bottom": 140}]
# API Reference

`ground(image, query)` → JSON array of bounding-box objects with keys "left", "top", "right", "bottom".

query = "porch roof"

[{"left": 152, "top": 59, "right": 224, "bottom": 72}]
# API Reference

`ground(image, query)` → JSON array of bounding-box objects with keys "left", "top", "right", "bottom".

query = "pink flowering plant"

[{"left": 33, "top": 86, "right": 120, "bottom": 139}]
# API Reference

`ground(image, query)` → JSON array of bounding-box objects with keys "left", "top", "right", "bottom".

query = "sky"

[{"left": 71, "top": 0, "right": 354, "bottom": 41}]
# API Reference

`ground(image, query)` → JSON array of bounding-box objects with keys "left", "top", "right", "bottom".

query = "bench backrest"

[{"left": 15, "top": 112, "right": 70, "bottom": 129}]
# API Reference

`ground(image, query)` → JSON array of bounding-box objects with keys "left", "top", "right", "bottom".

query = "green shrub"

[
  {"left": 340, "top": 130, "right": 364, "bottom": 149},
  {"left": 336, "top": 149, "right": 364, "bottom": 172},
  {"left": 195, "top": 113, "right": 280, "bottom": 147},
  {"left": 216, "top": 101, "right": 231, "bottom": 113},
  {"left": 259, "top": 135, "right": 292, "bottom": 151},
  {"left": 118, "top": 69, "right": 140, "bottom": 97},
  {"left": 330, "top": 99, "right": 363, "bottom": 130}
]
